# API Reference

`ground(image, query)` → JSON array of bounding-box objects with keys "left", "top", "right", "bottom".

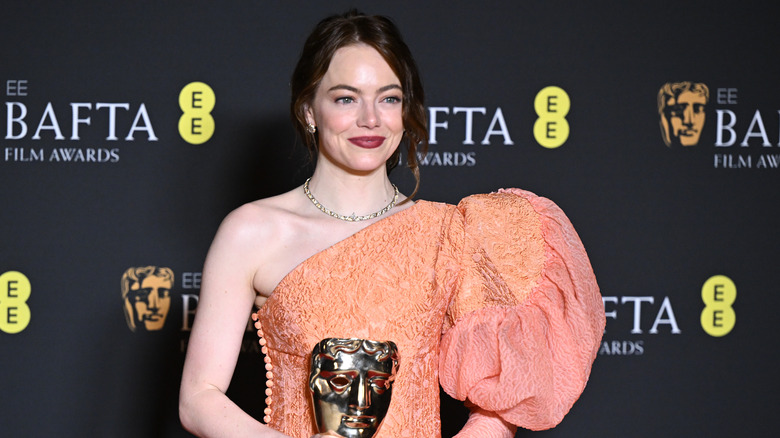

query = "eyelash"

[
  {"left": 335, "top": 96, "right": 355, "bottom": 104},
  {"left": 334, "top": 96, "right": 402, "bottom": 105}
]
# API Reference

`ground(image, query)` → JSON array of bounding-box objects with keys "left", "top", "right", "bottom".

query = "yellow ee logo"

[
  {"left": 533, "top": 86, "right": 570, "bottom": 149},
  {"left": 179, "top": 82, "right": 215, "bottom": 144},
  {"left": 1, "top": 271, "right": 31, "bottom": 334},
  {"left": 700, "top": 275, "right": 736, "bottom": 337}
]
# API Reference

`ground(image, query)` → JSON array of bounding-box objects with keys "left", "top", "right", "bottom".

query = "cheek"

[
  {"left": 383, "top": 109, "right": 404, "bottom": 130},
  {"left": 317, "top": 110, "right": 353, "bottom": 132}
]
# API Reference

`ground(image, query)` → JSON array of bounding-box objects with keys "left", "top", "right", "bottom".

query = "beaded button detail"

[{"left": 252, "top": 312, "right": 274, "bottom": 424}]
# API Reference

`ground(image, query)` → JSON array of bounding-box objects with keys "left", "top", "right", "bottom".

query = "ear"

[{"left": 304, "top": 103, "right": 315, "bottom": 126}]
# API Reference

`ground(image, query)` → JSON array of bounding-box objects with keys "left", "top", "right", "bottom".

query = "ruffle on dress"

[{"left": 439, "top": 188, "right": 605, "bottom": 432}]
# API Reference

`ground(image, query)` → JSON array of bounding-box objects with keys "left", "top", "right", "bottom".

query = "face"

[
  {"left": 306, "top": 44, "right": 405, "bottom": 174},
  {"left": 663, "top": 91, "right": 707, "bottom": 146},
  {"left": 310, "top": 340, "right": 397, "bottom": 438},
  {"left": 129, "top": 275, "right": 172, "bottom": 331}
]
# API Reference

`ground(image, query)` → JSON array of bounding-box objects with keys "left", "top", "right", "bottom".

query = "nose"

[
  {"left": 357, "top": 101, "right": 380, "bottom": 129},
  {"left": 682, "top": 105, "right": 694, "bottom": 126},
  {"left": 348, "top": 375, "right": 371, "bottom": 410},
  {"left": 147, "top": 291, "right": 160, "bottom": 313}
]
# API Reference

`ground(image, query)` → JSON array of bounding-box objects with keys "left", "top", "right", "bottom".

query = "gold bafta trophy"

[{"left": 308, "top": 338, "right": 399, "bottom": 438}]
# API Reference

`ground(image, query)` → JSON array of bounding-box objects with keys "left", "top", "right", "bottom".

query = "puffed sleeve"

[{"left": 438, "top": 188, "right": 605, "bottom": 432}]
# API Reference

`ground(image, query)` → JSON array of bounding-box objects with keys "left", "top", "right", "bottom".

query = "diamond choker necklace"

[{"left": 303, "top": 178, "right": 399, "bottom": 222}]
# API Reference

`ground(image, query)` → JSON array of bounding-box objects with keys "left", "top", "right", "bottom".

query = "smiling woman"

[
  {"left": 303, "top": 44, "right": 406, "bottom": 178},
  {"left": 178, "top": 9, "right": 604, "bottom": 438},
  {"left": 289, "top": 11, "right": 428, "bottom": 202}
]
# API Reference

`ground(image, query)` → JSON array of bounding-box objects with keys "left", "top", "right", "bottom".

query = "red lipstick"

[{"left": 348, "top": 136, "right": 385, "bottom": 149}]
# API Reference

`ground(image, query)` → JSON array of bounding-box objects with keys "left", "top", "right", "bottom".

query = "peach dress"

[{"left": 252, "top": 189, "right": 605, "bottom": 437}]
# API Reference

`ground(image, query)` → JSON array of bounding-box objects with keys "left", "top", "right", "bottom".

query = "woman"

[{"left": 179, "top": 10, "right": 604, "bottom": 438}]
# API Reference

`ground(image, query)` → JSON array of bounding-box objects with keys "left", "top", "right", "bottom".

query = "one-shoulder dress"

[{"left": 252, "top": 189, "right": 605, "bottom": 437}]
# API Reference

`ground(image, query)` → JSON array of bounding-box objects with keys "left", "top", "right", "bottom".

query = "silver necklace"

[{"left": 303, "top": 177, "right": 399, "bottom": 222}]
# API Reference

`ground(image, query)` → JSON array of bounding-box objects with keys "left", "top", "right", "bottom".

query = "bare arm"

[{"left": 179, "top": 207, "right": 289, "bottom": 438}]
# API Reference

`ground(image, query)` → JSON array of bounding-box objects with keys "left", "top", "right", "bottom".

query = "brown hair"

[{"left": 290, "top": 10, "right": 428, "bottom": 200}]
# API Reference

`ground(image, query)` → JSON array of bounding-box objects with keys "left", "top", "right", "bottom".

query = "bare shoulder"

[
  {"left": 212, "top": 190, "right": 301, "bottom": 252},
  {"left": 207, "top": 188, "right": 314, "bottom": 297}
]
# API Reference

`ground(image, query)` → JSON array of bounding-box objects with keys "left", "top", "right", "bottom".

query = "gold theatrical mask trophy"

[{"left": 308, "top": 338, "right": 399, "bottom": 438}]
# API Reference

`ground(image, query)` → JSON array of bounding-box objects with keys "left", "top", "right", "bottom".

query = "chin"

[{"left": 342, "top": 155, "right": 394, "bottom": 173}]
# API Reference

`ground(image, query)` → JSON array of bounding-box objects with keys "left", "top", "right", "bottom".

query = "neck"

[{"left": 306, "top": 166, "right": 397, "bottom": 218}]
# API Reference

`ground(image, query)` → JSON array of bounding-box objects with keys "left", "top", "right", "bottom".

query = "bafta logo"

[
  {"left": 309, "top": 338, "right": 399, "bottom": 438},
  {"left": 121, "top": 266, "right": 173, "bottom": 332},
  {"left": 658, "top": 81, "right": 709, "bottom": 147}
]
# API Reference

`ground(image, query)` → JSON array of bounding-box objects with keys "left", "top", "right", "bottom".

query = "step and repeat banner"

[{"left": 2, "top": 1, "right": 777, "bottom": 437}]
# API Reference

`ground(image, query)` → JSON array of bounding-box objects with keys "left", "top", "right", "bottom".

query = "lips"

[
  {"left": 348, "top": 136, "right": 385, "bottom": 149},
  {"left": 343, "top": 415, "right": 375, "bottom": 428}
]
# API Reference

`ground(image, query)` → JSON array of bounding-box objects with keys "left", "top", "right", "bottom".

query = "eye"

[
  {"left": 135, "top": 289, "right": 151, "bottom": 301},
  {"left": 382, "top": 96, "right": 402, "bottom": 104},
  {"left": 335, "top": 96, "right": 355, "bottom": 104},
  {"left": 328, "top": 375, "right": 352, "bottom": 391},
  {"left": 667, "top": 104, "right": 684, "bottom": 117},
  {"left": 370, "top": 377, "right": 389, "bottom": 393}
]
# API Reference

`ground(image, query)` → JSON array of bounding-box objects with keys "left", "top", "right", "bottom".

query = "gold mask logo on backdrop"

[
  {"left": 121, "top": 266, "right": 173, "bottom": 332},
  {"left": 657, "top": 82, "right": 780, "bottom": 168},
  {"left": 657, "top": 81, "right": 710, "bottom": 147}
]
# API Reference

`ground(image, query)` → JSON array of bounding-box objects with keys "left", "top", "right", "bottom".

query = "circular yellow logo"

[
  {"left": 179, "top": 82, "right": 215, "bottom": 144},
  {"left": 0, "top": 271, "right": 31, "bottom": 334},
  {"left": 700, "top": 275, "right": 736, "bottom": 337},
  {"left": 533, "top": 86, "right": 570, "bottom": 149}
]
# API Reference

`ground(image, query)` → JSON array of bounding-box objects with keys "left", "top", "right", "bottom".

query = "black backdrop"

[{"left": 2, "top": 1, "right": 778, "bottom": 436}]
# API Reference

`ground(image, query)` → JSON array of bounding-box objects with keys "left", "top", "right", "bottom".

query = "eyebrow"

[{"left": 327, "top": 84, "right": 402, "bottom": 93}]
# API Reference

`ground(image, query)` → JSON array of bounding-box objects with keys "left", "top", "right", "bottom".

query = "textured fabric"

[
  {"left": 253, "top": 189, "right": 604, "bottom": 437},
  {"left": 453, "top": 407, "right": 516, "bottom": 438}
]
